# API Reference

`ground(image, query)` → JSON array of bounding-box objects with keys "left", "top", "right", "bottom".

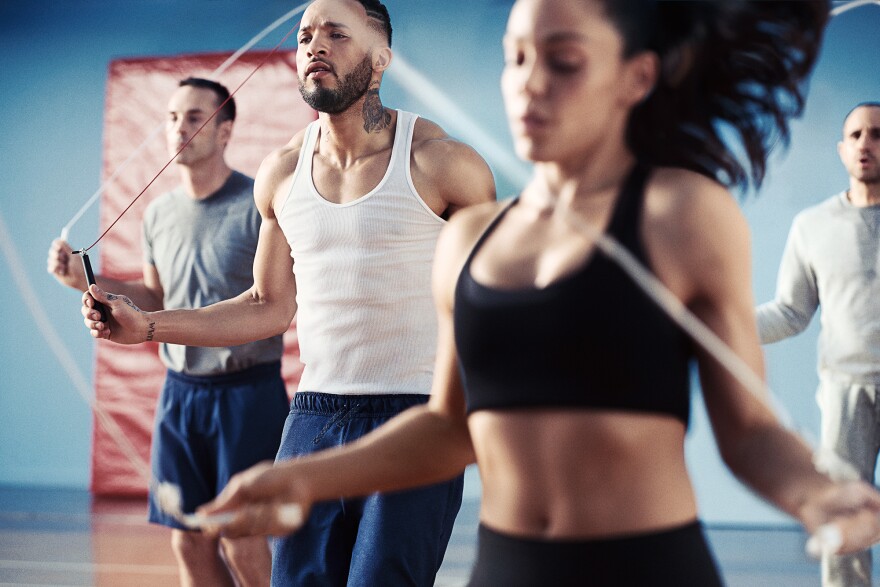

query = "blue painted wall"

[{"left": 1, "top": 1, "right": 878, "bottom": 525}]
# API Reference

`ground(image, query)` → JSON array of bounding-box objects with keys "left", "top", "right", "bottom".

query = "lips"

[
  {"left": 305, "top": 61, "right": 332, "bottom": 77},
  {"left": 516, "top": 112, "right": 549, "bottom": 133}
]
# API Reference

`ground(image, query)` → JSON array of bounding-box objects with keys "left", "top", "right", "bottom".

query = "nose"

[
  {"left": 305, "top": 34, "right": 329, "bottom": 59},
  {"left": 168, "top": 117, "right": 186, "bottom": 137},
  {"left": 855, "top": 130, "right": 879, "bottom": 151},
  {"left": 521, "top": 58, "right": 549, "bottom": 98}
]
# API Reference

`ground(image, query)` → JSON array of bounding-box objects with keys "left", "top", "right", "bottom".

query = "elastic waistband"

[
  {"left": 478, "top": 519, "right": 705, "bottom": 547},
  {"left": 166, "top": 361, "right": 282, "bottom": 387},
  {"left": 293, "top": 391, "right": 428, "bottom": 416}
]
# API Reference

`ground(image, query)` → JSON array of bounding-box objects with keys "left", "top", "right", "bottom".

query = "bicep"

[
  {"left": 427, "top": 303, "right": 468, "bottom": 419},
  {"left": 250, "top": 217, "right": 297, "bottom": 319},
  {"left": 425, "top": 263, "right": 474, "bottom": 463},
  {"left": 443, "top": 146, "right": 497, "bottom": 217},
  {"left": 426, "top": 219, "right": 475, "bottom": 422},
  {"left": 646, "top": 179, "right": 773, "bottom": 444},
  {"left": 249, "top": 149, "right": 298, "bottom": 315},
  {"left": 684, "top": 209, "right": 775, "bottom": 445},
  {"left": 412, "top": 138, "right": 497, "bottom": 218}
]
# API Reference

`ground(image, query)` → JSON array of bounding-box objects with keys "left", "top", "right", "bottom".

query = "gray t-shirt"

[
  {"left": 756, "top": 192, "right": 880, "bottom": 382},
  {"left": 142, "top": 171, "right": 284, "bottom": 375}
]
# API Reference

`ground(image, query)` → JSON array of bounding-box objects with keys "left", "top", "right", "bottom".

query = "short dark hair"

[
  {"left": 178, "top": 77, "right": 236, "bottom": 123},
  {"left": 843, "top": 101, "right": 880, "bottom": 126},
  {"left": 355, "top": 0, "right": 392, "bottom": 47}
]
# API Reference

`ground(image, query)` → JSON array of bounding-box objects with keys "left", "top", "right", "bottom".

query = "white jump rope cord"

[
  {"left": 24, "top": 0, "right": 880, "bottom": 536},
  {"left": 59, "top": 2, "right": 312, "bottom": 243}
]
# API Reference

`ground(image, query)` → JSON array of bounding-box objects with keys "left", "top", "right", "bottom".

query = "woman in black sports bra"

[{"left": 199, "top": 1, "right": 880, "bottom": 585}]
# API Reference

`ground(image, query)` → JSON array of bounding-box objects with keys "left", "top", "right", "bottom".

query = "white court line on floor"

[{"left": 0, "top": 559, "right": 177, "bottom": 576}]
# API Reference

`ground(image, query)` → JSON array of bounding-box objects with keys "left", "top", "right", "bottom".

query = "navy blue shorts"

[
  {"left": 468, "top": 521, "right": 723, "bottom": 586},
  {"left": 148, "top": 361, "right": 289, "bottom": 530},
  {"left": 271, "top": 392, "right": 465, "bottom": 587}
]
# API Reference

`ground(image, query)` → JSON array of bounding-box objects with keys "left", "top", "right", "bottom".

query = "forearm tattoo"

[
  {"left": 362, "top": 83, "right": 391, "bottom": 133},
  {"left": 146, "top": 321, "right": 156, "bottom": 342}
]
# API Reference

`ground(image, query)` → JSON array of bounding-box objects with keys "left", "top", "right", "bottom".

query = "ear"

[
  {"left": 218, "top": 119, "right": 233, "bottom": 148},
  {"left": 622, "top": 51, "right": 659, "bottom": 107},
  {"left": 373, "top": 47, "right": 393, "bottom": 73},
  {"left": 837, "top": 140, "right": 845, "bottom": 164}
]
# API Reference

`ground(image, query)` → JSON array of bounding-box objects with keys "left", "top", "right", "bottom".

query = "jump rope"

[{"left": 42, "top": 0, "right": 879, "bottom": 547}]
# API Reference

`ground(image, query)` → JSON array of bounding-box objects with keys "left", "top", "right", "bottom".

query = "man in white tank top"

[{"left": 82, "top": 0, "right": 496, "bottom": 584}]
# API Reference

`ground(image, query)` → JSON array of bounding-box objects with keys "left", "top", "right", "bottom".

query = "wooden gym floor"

[{"left": 0, "top": 484, "right": 867, "bottom": 586}]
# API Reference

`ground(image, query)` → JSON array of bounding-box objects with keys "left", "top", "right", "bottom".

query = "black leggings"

[{"left": 467, "top": 521, "right": 724, "bottom": 587}]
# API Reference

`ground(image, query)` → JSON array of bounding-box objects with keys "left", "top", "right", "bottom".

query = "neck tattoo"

[{"left": 362, "top": 83, "right": 391, "bottom": 133}]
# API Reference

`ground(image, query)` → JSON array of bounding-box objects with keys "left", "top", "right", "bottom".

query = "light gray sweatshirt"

[{"left": 756, "top": 192, "right": 880, "bottom": 383}]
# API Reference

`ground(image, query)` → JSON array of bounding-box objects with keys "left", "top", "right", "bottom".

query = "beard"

[
  {"left": 860, "top": 168, "right": 880, "bottom": 185},
  {"left": 852, "top": 161, "right": 880, "bottom": 185},
  {"left": 299, "top": 55, "right": 373, "bottom": 114}
]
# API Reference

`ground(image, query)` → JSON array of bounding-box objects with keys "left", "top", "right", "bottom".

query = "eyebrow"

[
  {"left": 543, "top": 31, "right": 590, "bottom": 44},
  {"left": 503, "top": 31, "right": 590, "bottom": 47},
  {"left": 299, "top": 21, "right": 351, "bottom": 34},
  {"left": 168, "top": 108, "right": 207, "bottom": 115},
  {"left": 846, "top": 125, "right": 880, "bottom": 134}
]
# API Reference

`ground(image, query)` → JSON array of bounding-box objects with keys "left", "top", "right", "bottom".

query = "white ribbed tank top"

[{"left": 277, "top": 111, "right": 445, "bottom": 395}]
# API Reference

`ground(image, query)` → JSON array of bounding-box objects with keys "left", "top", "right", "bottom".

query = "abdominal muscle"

[{"left": 469, "top": 409, "right": 698, "bottom": 539}]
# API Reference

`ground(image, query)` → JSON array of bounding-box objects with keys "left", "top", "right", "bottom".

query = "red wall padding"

[{"left": 92, "top": 50, "right": 315, "bottom": 496}]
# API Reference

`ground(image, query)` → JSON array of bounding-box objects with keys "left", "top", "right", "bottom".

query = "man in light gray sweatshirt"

[{"left": 757, "top": 102, "right": 880, "bottom": 587}]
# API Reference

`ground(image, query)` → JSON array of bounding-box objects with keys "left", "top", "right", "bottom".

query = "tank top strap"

[
  {"left": 385, "top": 110, "right": 418, "bottom": 188},
  {"left": 606, "top": 162, "right": 652, "bottom": 248},
  {"left": 279, "top": 120, "right": 321, "bottom": 215},
  {"left": 461, "top": 197, "right": 519, "bottom": 274}
]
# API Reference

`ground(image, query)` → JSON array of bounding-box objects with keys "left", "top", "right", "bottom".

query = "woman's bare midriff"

[{"left": 468, "top": 409, "right": 698, "bottom": 539}]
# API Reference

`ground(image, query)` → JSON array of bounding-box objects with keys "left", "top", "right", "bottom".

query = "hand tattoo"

[
  {"left": 362, "top": 83, "right": 391, "bottom": 133},
  {"left": 106, "top": 293, "right": 142, "bottom": 313},
  {"left": 146, "top": 321, "right": 156, "bottom": 342}
]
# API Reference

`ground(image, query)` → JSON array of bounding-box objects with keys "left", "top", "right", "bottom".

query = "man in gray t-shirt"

[
  {"left": 757, "top": 102, "right": 880, "bottom": 587},
  {"left": 47, "top": 77, "right": 287, "bottom": 586}
]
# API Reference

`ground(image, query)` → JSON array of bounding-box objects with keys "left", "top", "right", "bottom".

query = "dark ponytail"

[{"left": 602, "top": 0, "right": 830, "bottom": 192}]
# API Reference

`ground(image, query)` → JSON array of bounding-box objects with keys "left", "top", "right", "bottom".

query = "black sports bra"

[{"left": 454, "top": 164, "right": 694, "bottom": 424}]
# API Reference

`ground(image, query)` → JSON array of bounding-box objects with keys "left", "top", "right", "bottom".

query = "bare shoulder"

[
  {"left": 410, "top": 117, "right": 496, "bottom": 211},
  {"left": 410, "top": 117, "right": 486, "bottom": 169},
  {"left": 254, "top": 127, "right": 309, "bottom": 217},
  {"left": 435, "top": 199, "right": 510, "bottom": 267},
  {"left": 643, "top": 168, "right": 749, "bottom": 301},
  {"left": 442, "top": 198, "right": 510, "bottom": 245},
  {"left": 433, "top": 199, "right": 511, "bottom": 306},
  {"left": 644, "top": 167, "right": 745, "bottom": 242}
]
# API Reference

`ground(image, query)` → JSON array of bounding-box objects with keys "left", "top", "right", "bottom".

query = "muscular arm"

[
  {"left": 650, "top": 173, "right": 858, "bottom": 530},
  {"left": 84, "top": 149, "right": 298, "bottom": 346},
  {"left": 755, "top": 216, "right": 819, "bottom": 344},
  {"left": 410, "top": 118, "right": 497, "bottom": 216}
]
